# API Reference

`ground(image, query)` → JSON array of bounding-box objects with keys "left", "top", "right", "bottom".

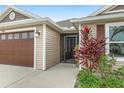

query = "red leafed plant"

[{"left": 74, "top": 25, "right": 106, "bottom": 72}]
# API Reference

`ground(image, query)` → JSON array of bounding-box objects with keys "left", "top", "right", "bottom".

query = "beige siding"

[
  {"left": 0, "top": 10, "right": 29, "bottom": 23},
  {"left": 46, "top": 25, "right": 60, "bottom": 69},
  {"left": 35, "top": 25, "right": 43, "bottom": 69}
]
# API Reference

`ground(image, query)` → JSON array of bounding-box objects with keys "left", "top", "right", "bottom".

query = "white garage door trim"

[{"left": 2, "top": 27, "right": 37, "bottom": 69}]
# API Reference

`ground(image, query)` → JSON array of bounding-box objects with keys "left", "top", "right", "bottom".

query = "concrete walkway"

[{"left": 0, "top": 63, "right": 78, "bottom": 88}]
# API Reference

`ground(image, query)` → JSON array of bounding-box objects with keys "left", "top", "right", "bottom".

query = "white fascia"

[
  {"left": 34, "top": 27, "right": 37, "bottom": 70},
  {"left": 0, "top": 18, "right": 62, "bottom": 33},
  {"left": 89, "top": 5, "right": 113, "bottom": 16},
  {"left": 3, "top": 27, "right": 37, "bottom": 33},
  {"left": 71, "top": 12, "right": 124, "bottom": 23},
  {"left": 42, "top": 24, "right": 46, "bottom": 70}
]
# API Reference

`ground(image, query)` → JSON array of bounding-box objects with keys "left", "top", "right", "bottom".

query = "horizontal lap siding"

[
  {"left": 36, "top": 26, "right": 43, "bottom": 69},
  {"left": 46, "top": 26, "right": 60, "bottom": 69}
]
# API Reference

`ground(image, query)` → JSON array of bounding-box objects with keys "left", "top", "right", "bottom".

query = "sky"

[{"left": 0, "top": 5, "right": 103, "bottom": 22}]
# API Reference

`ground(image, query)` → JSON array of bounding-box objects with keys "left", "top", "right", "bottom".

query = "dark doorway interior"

[
  {"left": 65, "top": 37, "right": 76, "bottom": 59},
  {"left": 64, "top": 34, "right": 78, "bottom": 63}
]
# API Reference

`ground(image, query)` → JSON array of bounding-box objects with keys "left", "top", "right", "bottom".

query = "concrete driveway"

[{"left": 0, "top": 63, "right": 78, "bottom": 88}]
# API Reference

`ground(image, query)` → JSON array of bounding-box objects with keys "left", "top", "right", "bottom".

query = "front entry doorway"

[{"left": 64, "top": 34, "right": 78, "bottom": 63}]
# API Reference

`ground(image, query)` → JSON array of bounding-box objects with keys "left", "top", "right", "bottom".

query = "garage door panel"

[{"left": 0, "top": 34, "right": 34, "bottom": 67}]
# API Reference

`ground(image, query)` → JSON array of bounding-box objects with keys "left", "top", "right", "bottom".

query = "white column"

[
  {"left": 42, "top": 24, "right": 46, "bottom": 70},
  {"left": 105, "top": 24, "right": 109, "bottom": 55},
  {"left": 79, "top": 24, "right": 82, "bottom": 71},
  {"left": 34, "top": 28, "right": 37, "bottom": 70}
]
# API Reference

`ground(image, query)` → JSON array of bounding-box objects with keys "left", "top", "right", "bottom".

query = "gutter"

[
  {"left": 71, "top": 12, "right": 124, "bottom": 24},
  {"left": 0, "top": 18, "right": 63, "bottom": 33}
]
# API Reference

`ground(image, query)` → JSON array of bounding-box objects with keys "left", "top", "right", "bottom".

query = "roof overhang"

[
  {"left": 71, "top": 12, "right": 124, "bottom": 24},
  {"left": 89, "top": 5, "right": 114, "bottom": 16},
  {"left": 61, "top": 28, "right": 78, "bottom": 34},
  {"left": 0, "top": 18, "right": 63, "bottom": 33}
]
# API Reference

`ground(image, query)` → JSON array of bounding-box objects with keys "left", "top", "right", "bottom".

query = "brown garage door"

[{"left": 0, "top": 31, "right": 34, "bottom": 67}]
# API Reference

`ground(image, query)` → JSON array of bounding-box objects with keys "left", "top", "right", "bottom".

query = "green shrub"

[
  {"left": 113, "top": 66, "right": 124, "bottom": 78},
  {"left": 99, "top": 54, "right": 116, "bottom": 78},
  {"left": 75, "top": 69, "right": 101, "bottom": 88},
  {"left": 101, "top": 74, "right": 124, "bottom": 88},
  {"left": 75, "top": 67, "right": 124, "bottom": 88}
]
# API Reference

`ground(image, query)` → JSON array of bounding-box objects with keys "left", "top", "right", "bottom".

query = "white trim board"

[
  {"left": 3, "top": 27, "right": 36, "bottom": 33},
  {"left": 78, "top": 24, "right": 82, "bottom": 70},
  {"left": 89, "top": 5, "right": 116, "bottom": 16},
  {"left": 42, "top": 24, "right": 46, "bottom": 70},
  {"left": 105, "top": 22, "right": 124, "bottom": 26},
  {"left": 0, "top": 18, "right": 62, "bottom": 33},
  {"left": 103, "top": 9, "right": 124, "bottom": 14},
  {"left": 34, "top": 27, "right": 37, "bottom": 70},
  {"left": 71, "top": 12, "right": 124, "bottom": 24}
]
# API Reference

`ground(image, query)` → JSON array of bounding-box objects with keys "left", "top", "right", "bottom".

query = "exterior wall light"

[{"left": 35, "top": 31, "right": 40, "bottom": 37}]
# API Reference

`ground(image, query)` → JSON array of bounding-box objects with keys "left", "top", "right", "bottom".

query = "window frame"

[
  {"left": 29, "top": 31, "right": 34, "bottom": 39},
  {"left": 13, "top": 33, "right": 20, "bottom": 39},
  {"left": 7, "top": 33, "right": 13, "bottom": 40},
  {"left": 105, "top": 22, "right": 124, "bottom": 61},
  {"left": 21, "top": 32, "right": 28, "bottom": 39},
  {"left": 1, "top": 34, "right": 6, "bottom": 40}
]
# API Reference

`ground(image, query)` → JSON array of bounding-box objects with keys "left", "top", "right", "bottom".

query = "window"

[
  {"left": 108, "top": 25, "right": 124, "bottom": 57},
  {"left": 14, "top": 33, "right": 19, "bottom": 39},
  {"left": 110, "top": 43, "right": 124, "bottom": 57},
  {"left": 29, "top": 32, "right": 34, "bottom": 38},
  {"left": 1, "top": 34, "right": 6, "bottom": 40},
  {"left": 109, "top": 26, "right": 124, "bottom": 41},
  {"left": 22, "top": 32, "right": 28, "bottom": 39},
  {"left": 8, "top": 34, "right": 13, "bottom": 39}
]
